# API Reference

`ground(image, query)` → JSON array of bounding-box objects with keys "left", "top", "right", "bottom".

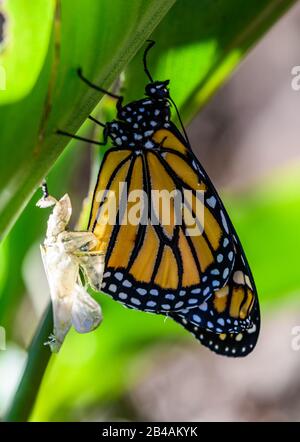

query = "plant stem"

[{"left": 5, "top": 304, "right": 53, "bottom": 422}]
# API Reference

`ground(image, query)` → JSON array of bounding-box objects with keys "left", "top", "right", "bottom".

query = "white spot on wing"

[
  {"left": 207, "top": 196, "right": 217, "bottom": 208},
  {"left": 131, "top": 297, "right": 141, "bottom": 306},
  {"left": 175, "top": 301, "right": 184, "bottom": 309},
  {"left": 146, "top": 300, "right": 156, "bottom": 307},
  {"left": 188, "top": 298, "right": 198, "bottom": 305},
  {"left": 233, "top": 271, "right": 245, "bottom": 285},
  {"left": 137, "top": 288, "right": 147, "bottom": 296},
  {"left": 220, "top": 211, "right": 229, "bottom": 234},
  {"left": 199, "top": 302, "right": 208, "bottom": 311},
  {"left": 192, "top": 314, "right": 201, "bottom": 323},
  {"left": 115, "top": 272, "right": 123, "bottom": 281}
]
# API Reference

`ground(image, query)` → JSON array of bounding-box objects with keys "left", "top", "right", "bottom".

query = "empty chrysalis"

[{"left": 37, "top": 185, "right": 105, "bottom": 352}]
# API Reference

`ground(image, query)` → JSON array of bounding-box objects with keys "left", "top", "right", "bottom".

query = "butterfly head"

[{"left": 145, "top": 80, "right": 170, "bottom": 100}]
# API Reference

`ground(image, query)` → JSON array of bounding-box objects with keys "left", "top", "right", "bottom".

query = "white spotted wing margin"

[
  {"left": 169, "top": 238, "right": 260, "bottom": 357},
  {"left": 173, "top": 299, "right": 260, "bottom": 357}
]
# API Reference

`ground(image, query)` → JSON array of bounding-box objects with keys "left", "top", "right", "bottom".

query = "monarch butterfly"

[{"left": 58, "top": 41, "right": 260, "bottom": 357}]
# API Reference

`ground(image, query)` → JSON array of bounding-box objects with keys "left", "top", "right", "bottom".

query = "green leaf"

[
  {"left": 0, "top": 0, "right": 175, "bottom": 241},
  {"left": 30, "top": 299, "right": 184, "bottom": 421},
  {"left": 124, "top": 0, "right": 297, "bottom": 121},
  {"left": 0, "top": 0, "right": 55, "bottom": 104}
]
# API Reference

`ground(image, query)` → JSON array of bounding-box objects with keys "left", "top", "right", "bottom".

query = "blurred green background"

[{"left": 1, "top": 0, "right": 300, "bottom": 422}]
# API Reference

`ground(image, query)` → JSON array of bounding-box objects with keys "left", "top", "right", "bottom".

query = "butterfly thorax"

[{"left": 107, "top": 81, "right": 171, "bottom": 149}]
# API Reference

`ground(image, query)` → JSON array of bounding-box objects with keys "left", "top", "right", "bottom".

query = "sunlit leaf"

[
  {"left": 125, "top": 0, "right": 297, "bottom": 122},
  {"left": 0, "top": 0, "right": 55, "bottom": 104},
  {"left": 0, "top": 0, "right": 175, "bottom": 240}
]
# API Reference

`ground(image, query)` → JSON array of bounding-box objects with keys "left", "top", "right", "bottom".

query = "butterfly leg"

[
  {"left": 56, "top": 129, "right": 107, "bottom": 146},
  {"left": 88, "top": 115, "right": 106, "bottom": 128},
  {"left": 77, "top": 67, "right": 124, "bottom": 112}
]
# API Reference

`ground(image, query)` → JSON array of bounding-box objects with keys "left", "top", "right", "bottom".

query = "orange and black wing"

[
  {"left": 170, "top": 235, "right": 260, "bottom": 357},
  {"left": 173, "top": 299, "right": 260, "bottom": 358},
  {"left": 88, "top": 125, "right": 237, "bottom": 313}
]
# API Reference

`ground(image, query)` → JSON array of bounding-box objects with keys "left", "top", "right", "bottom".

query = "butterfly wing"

[
  {"left": 88, "top": 125, "right": 239, "bottom": 313},
  {"left": 170, "top": 232, "right": 260, "bottom": 356},
  {"left": 173, "top": 299, "right": 260, "bottom": 357},
  {"left": 170, "top": 253, "right": 255, "bottom": 333}
]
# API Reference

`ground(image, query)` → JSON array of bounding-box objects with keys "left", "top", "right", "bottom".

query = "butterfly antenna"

[
  {"left": 143, "top": 40, "right": 155, "bottom": 82},
  {"left": 77, "top": 68, "right": 121, "bottom": 100},
  {"left": 169, "top": 96, "right": 191, "bottom": 147},
  {"left": 41, "top": 179, "right": 49, "bottom": 198},
  {"left": 88, "top": 115, "right": 106, "bottom": 128}
]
